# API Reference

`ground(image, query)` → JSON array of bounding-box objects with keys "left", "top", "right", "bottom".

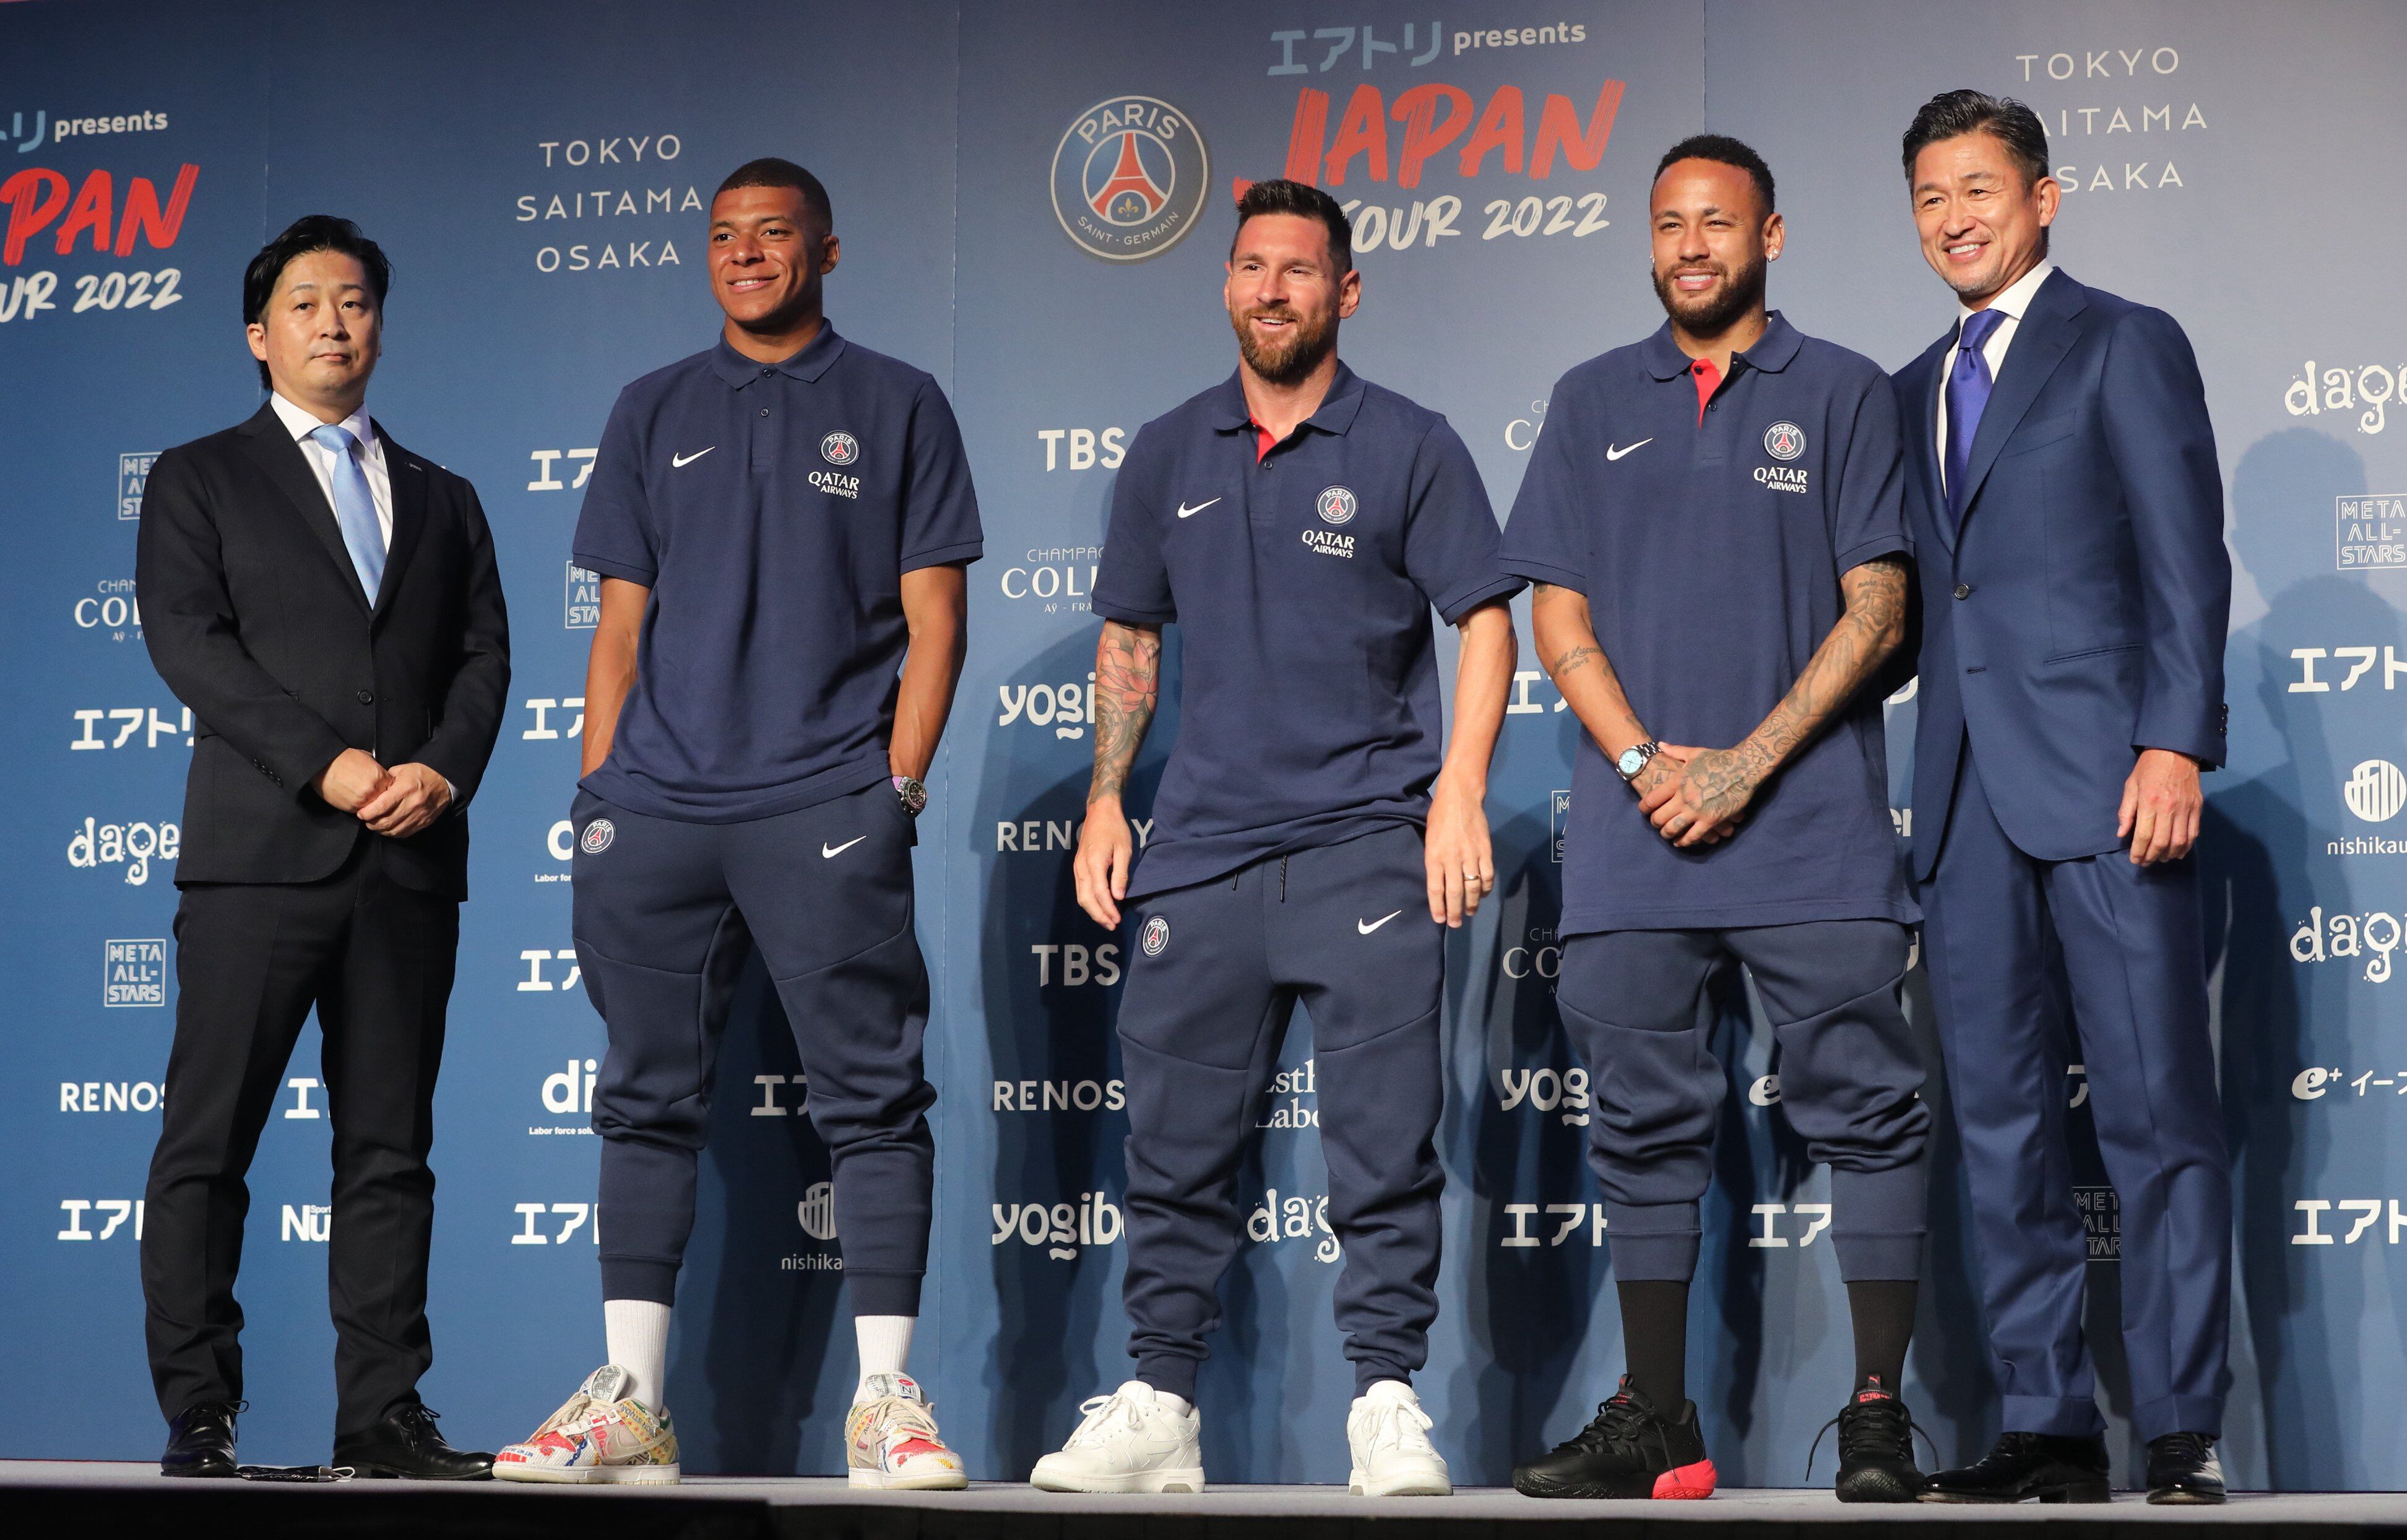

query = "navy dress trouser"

[
  {"left": 1919, "top": 743, "right": 2230, "bottom": 1443},
  {"left": 1117, "top": 825, "right": 1445, "bottom": 1398},
  {"left": 571, "top": 781, "right": 936, "bottom": 1317},
  {"left": 1556, "top": 920, "right": 1930, "bottom": 1284}
]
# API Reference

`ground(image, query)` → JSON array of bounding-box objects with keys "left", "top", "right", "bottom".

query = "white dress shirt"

[
  {"left": 269, "top": 391, "right": 394, "bottom": 549},
  {"left": 1935, "top": 257, "right": 2057, "bottom": 488}
]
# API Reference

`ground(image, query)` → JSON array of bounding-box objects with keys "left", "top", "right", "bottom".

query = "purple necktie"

[{"left": 1945, "top": 308, "right": 2006, "bottom": 532}]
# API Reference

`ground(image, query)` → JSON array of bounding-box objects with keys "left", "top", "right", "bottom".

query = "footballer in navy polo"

[
  {"left": 1028, "top": 180, "right": 1520, "bottom": 1499},
  {"left": 1500, "top": 138, "right": 1930, "bottom": 1505},
  {"left": 494, "top": 158, "right": 979, "bottom": 1491}
]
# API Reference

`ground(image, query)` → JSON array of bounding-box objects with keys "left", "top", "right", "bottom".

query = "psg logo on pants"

[
  {"left": 1141, "top": 914, "right": 1170, "bottom": 956},
  {"left": 580, "top": 819, "right": 615, "bottom": 855}
]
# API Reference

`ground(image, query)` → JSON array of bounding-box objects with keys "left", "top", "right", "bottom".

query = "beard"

[
  {"left": 1230, "top": 301, "right": 1337, "bottom": 386},
  {"left": 1651, "top": 251, "right": 1767, "bottom": 336}
]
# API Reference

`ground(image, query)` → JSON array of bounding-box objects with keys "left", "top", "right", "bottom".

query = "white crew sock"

[
  {"left": 603, "top": 1299, "right": 672, "bottom": 1412},
  {"left": 854, "top": 1315, "right": 915, "bottom": 1403}
]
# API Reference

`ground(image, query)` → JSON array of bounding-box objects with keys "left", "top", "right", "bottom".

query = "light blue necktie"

[{"left": 309, "top": 423, "right": 386, "bottom": 601}]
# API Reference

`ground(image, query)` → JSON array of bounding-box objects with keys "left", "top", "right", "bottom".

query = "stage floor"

[{"left": 5, "top": 1461, "right": 2405, "bottom": 1537}]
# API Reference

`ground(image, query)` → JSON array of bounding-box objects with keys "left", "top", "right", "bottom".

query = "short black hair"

[
  {"left": 1230, "top": 178, "right": 1353, "bottom": 274},
  {"left": 1653, "top": 134, "right": 1776, "bottom": 217},
  {"left": 241, "top": 215, "right": 391, "bottom": 390},
  {"left": 1902, "top": 90, "right": 2050, "bottom": 188},
  {"left": 715, "top": 157, "right": 834, "bottom": 235}
]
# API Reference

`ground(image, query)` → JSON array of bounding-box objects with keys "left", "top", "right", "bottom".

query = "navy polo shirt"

[
  {"left": 1095, "top": 363, "right": 1521, "bottom": 898},
  {"left": 1500, "top": 313, "right": 1916, "bottom": 934},
  {"left": 573, "top": 325, "right": 982, "bottom": 823}
]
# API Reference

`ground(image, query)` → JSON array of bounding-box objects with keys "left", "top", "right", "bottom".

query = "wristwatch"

[
  {"left": 1614, "top": 741, "right": 1661, "bottom": 784},
  {"left": 892, "top": 775, "right": 927, "bottom": 816}
]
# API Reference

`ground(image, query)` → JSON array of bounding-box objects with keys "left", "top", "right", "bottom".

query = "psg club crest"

[
  {"left": 1140, "top": 914, "right": 1170, "bottom": 956},
  {"left": 1316, "top": 485, "right": 1359, "bottom": 526},
  {"left": 1763, "top": 422, "right": 1806, "bottom": 461},
  {"left": 820, "top": 431, "right": 860, "bottom": 466},
  {"left": 579, "top": 819, "right": 615, "bottom": 855},
  {"left": 1051, "top": 95, "right": 1210, "bottom": 262}
]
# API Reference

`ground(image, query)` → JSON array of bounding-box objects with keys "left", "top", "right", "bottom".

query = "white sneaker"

[
  {"left": 1029, "top": 1380, "right": 1206, "bottom": 1493},
  {"left": 1347, "top": 1380, "right": 1450, "bottom": 1496},
  {"left": 845, "top": 1373, "right": 967, "bottom": 1490},
  {"left": 492, "top": 1364, "right": 680, "bottom": 1484}
]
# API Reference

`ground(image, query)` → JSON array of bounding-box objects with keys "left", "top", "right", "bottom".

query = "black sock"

[
  {"left": 1616, "top": 1279, "right": 1689, "bottom": 1413},
  {"left": 1847, "top": 1279, "right": 1917, "bottom": 1392}
]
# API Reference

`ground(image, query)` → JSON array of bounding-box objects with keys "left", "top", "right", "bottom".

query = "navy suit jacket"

[{"left": 1891, "top": 268, "right": 2229, "bottom": 881}]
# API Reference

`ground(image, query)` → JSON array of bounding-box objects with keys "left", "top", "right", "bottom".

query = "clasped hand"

[
  {"left": 313, "top": 747, "right": 451, "bottom": 839},
  {"left": 1633, "top": 745, "right": 1756, "bottom": 849}
]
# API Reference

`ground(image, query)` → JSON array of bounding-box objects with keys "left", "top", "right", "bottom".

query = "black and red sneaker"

[
  {"left": 1512, "top": 1375, "right": 1716, "bottom": 1500},
  {"left": 1823, "top": 1375, "right": 1926, "bottom": 1503}
]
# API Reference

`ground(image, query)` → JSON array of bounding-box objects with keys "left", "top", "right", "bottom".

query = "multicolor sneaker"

[
  {"left": 491, "top": 1365, "right": 680, "bottom": 1485},
  {"left": 845, "top": 1373, "right": 967, "bottom": 1490},
  {"left": 1512, "top": 1374, "right": 1716, "bottom": 1500}
]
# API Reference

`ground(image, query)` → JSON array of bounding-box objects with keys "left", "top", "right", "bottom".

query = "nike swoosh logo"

[
  {"left": 1358, "top": 909, "right": 1406, "bottom": 935},
  {"left": 1175, "top": 498, "right": 1220, "bottom": 519},
  {"left": 1605, "top": 439, "right": 1652, "bottom": 461},
  {"left": 672, "top": 447, "right": 715, "bottom": 467},
  {"left": 821, "top": 836, "right": 866, "bottom": 859}
]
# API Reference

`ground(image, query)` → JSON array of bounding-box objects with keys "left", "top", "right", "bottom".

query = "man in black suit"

[{"left": 135, "top": 215, "right": 509, "bottom": 1479}]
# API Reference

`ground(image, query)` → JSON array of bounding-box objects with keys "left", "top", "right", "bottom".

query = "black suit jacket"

[{"left": 136, "top": 402, "right": 510, "bottom": 899}]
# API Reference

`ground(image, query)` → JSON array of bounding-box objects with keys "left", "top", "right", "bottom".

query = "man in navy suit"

[{"left": 1890, "top": 92, "right": 2232, "bottom": 1505}]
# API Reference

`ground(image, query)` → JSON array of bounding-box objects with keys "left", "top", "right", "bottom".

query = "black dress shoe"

[
  {"left": 162, "top": 1400, "right": 240, "bottom": 1477},
  {"left": 2146, "top": 1432, "right": 2226, "bottom": 1504},
  {"left": 332, "top": 1404, "right": 494, "bottom": 1481},
  {"left": 1921, "top": 1430, "right": 2111, "bottom": 1503}
]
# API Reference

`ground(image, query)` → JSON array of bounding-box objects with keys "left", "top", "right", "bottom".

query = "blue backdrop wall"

[{"left": 6, "top": 0, "right": 2405, "bottom": 1491}]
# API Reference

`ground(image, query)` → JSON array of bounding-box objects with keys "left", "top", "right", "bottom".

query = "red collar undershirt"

[{"left": 1690, "top": 357, "right": 1722, "bottom": 425}]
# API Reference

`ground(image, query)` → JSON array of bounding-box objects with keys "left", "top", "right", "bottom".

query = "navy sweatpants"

[
  {"left": 1117, "top": 825, "right": 1444, "bottom": 1398},
  {"left": 571, "top": 781, "right": 935, "bottom": 1317},
  {"left": 1921, "top": 745, "right": 2229, "bottom": 1443},
  {"left": 1557, "top": 920, "right": 1929, "bottom": 1283}
]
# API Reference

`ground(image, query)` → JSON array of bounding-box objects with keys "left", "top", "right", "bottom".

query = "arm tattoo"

[
  {"left": 1089, "top": 621, "right": 1161, "bottom": 802},
  {"left": 1551, "top": 643, "right": 1601, "bottom": 678},
  {"left": 1732, "top": 556, "right": 1910, "bottom": 785}
]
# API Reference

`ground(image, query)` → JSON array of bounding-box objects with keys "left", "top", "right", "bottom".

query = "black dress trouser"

[{"left": 140, "top": 840, "right": 459, "bottom": 1435}]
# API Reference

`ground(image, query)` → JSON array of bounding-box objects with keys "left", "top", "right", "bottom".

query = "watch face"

[{"left": 1617, "top": 748, "right": 1646, "bottom": 776}]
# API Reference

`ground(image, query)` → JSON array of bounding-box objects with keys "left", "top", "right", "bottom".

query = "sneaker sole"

[
  {"left": 1348, "top": 1467, "right": 1451, "bottom": 1497},
  {"left": 492, "top": 1463, "right": 680, "bottom": 1485},
  {"left": 1836, "top": 1468, "right": 1926, "bottom": 1503},
  {"left": 1514, "top": 1458, "right": 1717, "bottom": 1501},
  {"left": 1029, "top": 1466, "right": 1206, "bottom": 1494},
  {"left": 850, "top": 1466, "right": 969, "bottom": 1490}
]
